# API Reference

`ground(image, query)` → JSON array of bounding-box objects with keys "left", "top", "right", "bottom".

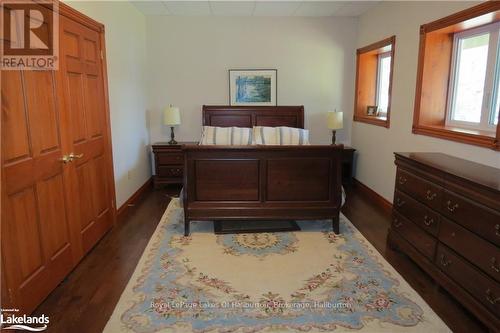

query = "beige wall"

[
  {"left": 66, "top": 1, "right": 151, "bottom": 207},
  {"left": 353, "top": 1, "right": 500, "bottom": 203},
  {"left": 146, "top": 16, "right": 358, "bottom": 145}
]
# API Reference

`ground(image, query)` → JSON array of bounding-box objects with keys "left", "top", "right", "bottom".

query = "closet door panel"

[
  {"left": 60, "top": 16, "right": 113, "bottom": 254},
  {"left": 8, "top": 189, "right": 43, "bottom": 280},
  {"left": 1, "top": 71, "right": 30, "bottom": 161},
  {"left": 1, "top": 68, "right": 74, "bottom": 314},
  {"left": 24, "top": 71, "right": 60, "bottom": 154}
]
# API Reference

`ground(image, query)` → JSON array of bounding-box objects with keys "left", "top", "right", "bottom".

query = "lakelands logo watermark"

[
  {"left": 1, "top": 0, "right": 59, "bottom": 70},
  {"left": 1, "top": 309, "right": 49, "bottom": 331}
]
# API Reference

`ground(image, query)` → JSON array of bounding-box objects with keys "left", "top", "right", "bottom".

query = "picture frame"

[
  {"left": 229, "top": 69, "right": 277, "bottom": 106},
  {"left": 366, "top": 105, "right": 378, "bottom": 116}
]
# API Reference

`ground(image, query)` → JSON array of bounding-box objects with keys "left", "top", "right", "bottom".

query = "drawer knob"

[
  {"left": 396, "top": 198, "right": 406, "bottom": 207},
  {"left": 446, "top": 200, "right": 459, "bottom": 212},
  {"left": 425, "top": 190, "right": 437, "bottom": 201},
  {"left": 491, "top": 257, "right": 500, "bottom": 273},
  {"left": 423, "top": 215, "right": 434, "bottom": 226},
  {"left": 485, "top": 289, "right": 500, "bottom": 305},
  {"left": 496, "top": 224, "right": 500, "bottom": 237},
  {"left": 398, "top": 176, "right": 407, "bottom": 185},
  {"left": 440, "top": 254, "right": 452, "bottom": 267},
  {"left": 393, "top": 217, "right": 402, "bottom": 228}
]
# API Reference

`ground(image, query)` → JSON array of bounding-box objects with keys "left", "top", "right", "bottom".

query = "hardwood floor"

[{"left": 33, "top": 184, "right": 487, "bottom": 333}]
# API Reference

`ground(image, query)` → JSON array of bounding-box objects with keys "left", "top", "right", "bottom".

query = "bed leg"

[
  {"left": 184, "top": 219, "right": 190, "bottom": 236},
  {"left": 332, "top": 214, "right": 340, "bottom": 235}
]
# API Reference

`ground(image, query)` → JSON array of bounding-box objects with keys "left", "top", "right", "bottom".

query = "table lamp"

[
  {"left": 327, "top": 110, "right": 343, "bottom": 144},
  {"left": 164, "top": 105, "right": 181, "bottom": 145}
]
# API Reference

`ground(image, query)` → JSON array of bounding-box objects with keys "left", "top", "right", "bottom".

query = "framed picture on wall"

[
  {"left": 229, "top": 69, "right": 277, "bottom": 106},
  {"left": 366, "top": 105, "right": 379, "bottom": 116}
]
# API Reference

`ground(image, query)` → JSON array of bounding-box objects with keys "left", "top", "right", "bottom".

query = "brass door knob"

[
  {"left": 69, "top": 152, "right": 84, "bottom": 160},
  {"left": 58, "top": 155, "right": 72, "bottom": 164}
]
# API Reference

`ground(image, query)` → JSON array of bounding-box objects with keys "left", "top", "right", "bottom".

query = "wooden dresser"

[
  {"left": 389, "top": 153, "right": 500, "bottom": 331},
  {"left": 152, "top": 142, "right": 197, "bottom": 188}
]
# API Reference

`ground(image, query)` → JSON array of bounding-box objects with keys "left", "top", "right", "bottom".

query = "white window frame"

[
  {"left": 375, "top": 51, "right": 391, "bottom": 118},
  {"left": 446, "top": 22, "right": 500, "bottom": 132}
]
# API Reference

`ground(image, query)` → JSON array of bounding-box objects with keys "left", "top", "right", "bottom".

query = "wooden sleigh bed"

[{"left": 182, "top": 105, "right": 343, "bottom": 236}]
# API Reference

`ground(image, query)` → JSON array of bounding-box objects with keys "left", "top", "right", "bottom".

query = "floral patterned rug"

[{"left": 104, "top": 199, "right": 449, "bottom": 333}]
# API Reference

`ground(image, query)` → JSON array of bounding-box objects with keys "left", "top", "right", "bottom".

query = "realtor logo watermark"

[
  {"left": 1, "top": 308, "right": 49, "bottom": 331},
  {"left": 1, "top": 0, "right": 59, "bottom": 70}
]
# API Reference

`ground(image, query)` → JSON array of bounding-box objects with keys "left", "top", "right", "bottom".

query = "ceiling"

[{"left": 131, "top": 1, "right": 380, "bottom": 17}]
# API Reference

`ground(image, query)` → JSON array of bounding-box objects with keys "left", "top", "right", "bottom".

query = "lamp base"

[
  {"left": 168, "top": 126, "right": 178, "bottom": 145},
  {"left": 331, "top": 130, "right": 337, "bottom": 145}
]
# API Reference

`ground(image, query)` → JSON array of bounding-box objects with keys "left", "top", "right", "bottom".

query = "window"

[
  {"left": 413, "top": 2, "right": 500, "bottom": 150},
  {"left": 447, "top": 22, "right": 500, "bottom": 131},
  {"left": 376, "top": 52, "right": 391, "bottom": 117},
  {"left": 354, "top": 36, "right": 395, "bottom": 128}
]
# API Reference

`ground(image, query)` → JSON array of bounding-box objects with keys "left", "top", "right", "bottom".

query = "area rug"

[{"left": 104, "top": 199, "right": 450, "bottom": 333}]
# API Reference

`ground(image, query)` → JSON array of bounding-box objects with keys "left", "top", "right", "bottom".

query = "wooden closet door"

[
  {"left": 58, "top": 16, "right": 114, "bottom": 254},
  {"left": 1, "top": 68, "right": 76, "bottom": 313}
]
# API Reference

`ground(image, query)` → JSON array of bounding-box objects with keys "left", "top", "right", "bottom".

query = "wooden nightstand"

[
  {"left": 152, "top": 142, "right": 197, "bottom": 188},
  {"left": 342, "top": 146, "right": 356, "bottom": 185}
]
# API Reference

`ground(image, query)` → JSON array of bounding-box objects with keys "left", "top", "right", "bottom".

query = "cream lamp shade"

[
  {"left": 163, "top": 106, "right": 181, "bottom": 126},
  {"left": 327, "top": 111, "right": 343, "bottom": 130}
]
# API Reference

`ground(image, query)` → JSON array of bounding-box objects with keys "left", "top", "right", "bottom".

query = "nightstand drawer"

[
  {"left": 158, "top": 165, "right": 183, "bottom": 178},
  {"left": 158, "top": 153, "right": 183, "bottom": 165}
]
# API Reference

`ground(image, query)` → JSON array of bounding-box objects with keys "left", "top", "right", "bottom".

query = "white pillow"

[
  {"left": 199, "top": 126, "right": 253, "bottom": 145},
  {"left": 253, "top": 126, "right": 310, "bottom": 145}
]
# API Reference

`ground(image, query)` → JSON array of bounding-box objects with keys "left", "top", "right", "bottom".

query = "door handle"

[
  {"left": 58, "top": 155, "right": 72, "bottom": 164},
  {"left": 69, "top": 152, "right": 84, "bottom": 160}
]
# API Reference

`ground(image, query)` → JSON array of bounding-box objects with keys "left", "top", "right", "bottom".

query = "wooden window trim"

[
  {"left": 413, "top": 2, "right": 500, "bottom": 150},
  {"left": 354, "top": 36, "right": 396, "bottom": 128}
]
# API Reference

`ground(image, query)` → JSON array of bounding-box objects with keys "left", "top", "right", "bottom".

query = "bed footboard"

[{"left": 182, "top": 145, "right": 343, "bottom": 236}]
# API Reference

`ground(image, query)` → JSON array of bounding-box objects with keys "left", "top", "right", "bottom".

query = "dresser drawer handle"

[
  {"left": 440, "top": 254, "right": 452, "bottom": 267},
  {"left": 425, "top": 190, "right": 437, "bottom": 201},
  {"left": 492, "top": 258, "right": 500, "bottom": 273},
  {"left": 398, "top": 176, "right": 407, "bottom": 185},
  {"left": 423, "top": 215, "right": 434, "bottom": 226},
  {"left": 486, "top": 289, "right": 500, "bottom": 305},
  {"left": 446, "top": 201, "right": 459, "bottom": 212},
  {"left": 393, "top": 218, "right": 402, "bottom": 228},
  {"left": 396, "top": 198, "right": 406, "bottom": 207},
  {"left": 496, "top": 224, "right": 500, "bottom": 237}
]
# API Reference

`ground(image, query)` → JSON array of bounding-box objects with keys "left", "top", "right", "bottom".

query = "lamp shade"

[
  {"left": 163, "top": 106, "right": 181, "bottom": 126},
  {"left": 327, "top": 111, "right": 343, "bottom": 130}
]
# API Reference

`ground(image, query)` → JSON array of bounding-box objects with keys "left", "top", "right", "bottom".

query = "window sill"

[
  {"left": 353, "top": 115, "right": 390, "bottom": 128},
  {"left": 412, "top": 124, "right": 498, "bottom": 150}
]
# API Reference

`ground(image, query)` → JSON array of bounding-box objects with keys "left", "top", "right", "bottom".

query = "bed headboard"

[{"left": 202, "top": 105, "right": 304, "bottom": 128}]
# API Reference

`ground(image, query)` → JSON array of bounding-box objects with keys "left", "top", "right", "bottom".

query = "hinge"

[
  {"left": 8, "top": 288, "right": 13, "bottom": 301},
  {"left": 100, "top": 50, "right": 104, "bottom": 60}
]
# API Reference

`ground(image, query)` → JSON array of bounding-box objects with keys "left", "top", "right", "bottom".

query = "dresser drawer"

[
  {"left": 439, "top": 218, "right": 500, "bottom": 283},
  {"left": 437, "top": 244, "right": 500, "bottom": 317},
  {"left": 394, "top": 190, "right": 440, "bottom": 236},
  {"left": 442, "top": 190, "right": 500, "bottom": 246},
  {"left": 392, "top": 211, "right": 437, "bottom": 260},
  {"left": 158, "top": 166, "right": 183, "bottom": 178},
  {"left": 396, "top": 168, "right": 442, "bottom": 211},
  {"left": 157, "top": 153, "right": 183, "bottom": 165}
]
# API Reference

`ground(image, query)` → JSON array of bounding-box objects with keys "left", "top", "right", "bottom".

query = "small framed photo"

[
  {"left": 366, "top": 105, "right": 378, "bottom": 116},
  {"left": 229, "top": 69, "right": 277, "bottom": 106}
]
